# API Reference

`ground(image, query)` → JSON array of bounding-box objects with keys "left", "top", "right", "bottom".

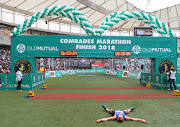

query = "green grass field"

[{"left": 0, "top": 72, "right": 180, "bottom": 127}]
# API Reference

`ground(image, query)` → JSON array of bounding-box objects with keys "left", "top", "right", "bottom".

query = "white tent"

[{"left": 0, "top": 0, "right": 180, "bottom": 31}]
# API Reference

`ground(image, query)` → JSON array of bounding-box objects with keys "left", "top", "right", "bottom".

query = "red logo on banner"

[{"left": 91, "top": 63, "right": 105, "bottom": 67}]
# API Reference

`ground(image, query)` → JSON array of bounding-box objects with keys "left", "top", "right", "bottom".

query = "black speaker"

[
  {"left": 123, "top": 66, "right": 125, "bottom": 69},
  {"left": 141, "top": 65, "right": 144, "bottom": 70}
]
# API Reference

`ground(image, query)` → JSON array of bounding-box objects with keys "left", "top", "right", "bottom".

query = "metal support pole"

[
  {"left": 161, "top": 74, "right": 163, "bottom": 89},
  {"left": 31, "top": 73, "right": 32, "bottom": 90}
]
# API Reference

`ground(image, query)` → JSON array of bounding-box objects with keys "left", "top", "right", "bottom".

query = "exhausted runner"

[{"left": 96, "top": 104, "right": 146, "bottom": 123}]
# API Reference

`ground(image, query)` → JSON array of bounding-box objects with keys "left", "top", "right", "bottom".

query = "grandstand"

[{"left": 0, "top": 0, "right": 180, "bottom": 127}]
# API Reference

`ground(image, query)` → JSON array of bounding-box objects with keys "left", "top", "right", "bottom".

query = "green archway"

[{"left": 10, "top": 5, "right": 176, "bottom": 37}]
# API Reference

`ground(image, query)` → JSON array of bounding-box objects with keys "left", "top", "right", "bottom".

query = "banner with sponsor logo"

[
  {"left": 11, "top": 36, "right": 177, "bottom": 74},
  {"left": 103, "top": 70, "right": 118, "bottom": 75},
  {"left": 153, "top": 74, "right": 162, "bottom": 89},
  {"left": 77, "top": 69, "right": 104, "bottom": 73},
  {"left": 49, "top": 71, "right": 56, "bottom": 77},
  {"left": 128, "top": 71, "right": 141, "bottom": 79},
  {"left": 11, "top": 36, "right": 177, "bottom": 58},
  {"left": 6, "top": 74, "right": 31, "bottom": 90},
  {"left": 117, "top": 71, "right": 123, "bottom": 77},
  {"left": 55, "top": 71, "right": 62, "bottom": 77},
  {"left": 117, "top": 71, "right": 141, "bottom": 79},
  {"left": 141, "top": 73, "right": 180, "bottom": 90},
  {"left": 32, "top": 73, "right": 45, "bottom": 90},
  {"left": 141, "top": 73, "right": 147, "bottom": 85},
  {"left": 61, "top": 70, "right": 77, "bottom": 75},
  {"left": 3, "top": 73, "right": 45, "bottom": 90},
  {"left": 45, "top": 71, "right": 51, "bottom": 78},
  {"left": 122, "top": 71, "right": 129, "bottom": 77},
  {"left": 44, "top": 70, "right": 104, "bottom": 78},
  {"left": 0, "top": 74, "right": 6, "bottom": 90},
  {"left": 91, "top": 63, "right": 105, "bottom": 70}
]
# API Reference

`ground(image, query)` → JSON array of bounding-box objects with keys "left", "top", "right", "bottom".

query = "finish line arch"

[
  {"left": 11, "top": 35, "right": 177, "bottom": 74},
  {"left": 10, "top": 5, "right": 176, "bottom": 37},
  {"left": 10, "top": 6, "right": 177, "bottom": 74}
]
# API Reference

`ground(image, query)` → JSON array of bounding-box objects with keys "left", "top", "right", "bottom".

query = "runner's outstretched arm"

[
  {"left": 125, "top": 116, "right": 146, "bottom": 123},
  {"left": 97, "top": 116, "right": 116, "bottom": 123}
]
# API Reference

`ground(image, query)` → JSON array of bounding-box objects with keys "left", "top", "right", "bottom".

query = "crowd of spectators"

[
  {"left": 36, "top": 58, "right": 151, "bottom": 72},
  {"left": 0, "top": 48, "right": 11, "bottom": 73},
  {"left": 0, "top": 27, "right": 11, "bottom": 43}
]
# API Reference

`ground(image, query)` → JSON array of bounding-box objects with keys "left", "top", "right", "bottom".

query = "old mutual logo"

[
  {"left": 17, "top": 44, "right": 26, "bottom": 53},
  {"left": 132, "top": 45, "right": 141, "bottom": 54}
]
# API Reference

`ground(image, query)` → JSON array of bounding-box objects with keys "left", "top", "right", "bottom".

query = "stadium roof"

[{"left": 1, "top": 0, "right": 180, "bottom": 31}]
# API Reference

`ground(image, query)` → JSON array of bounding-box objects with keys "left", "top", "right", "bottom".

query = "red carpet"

[
  {"left": 46, "top": 87, "right": 149, "bottom": 90},
  {"left": 31, "top": 93, "right": 179, "bottom": 99}
]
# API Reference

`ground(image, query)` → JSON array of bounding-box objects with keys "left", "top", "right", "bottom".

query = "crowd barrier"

[
  {"left": 45, "top": 69, "right": 104, "bottom": 78},
  {"left": 0, "top": 73, "right": 45, "bottom": 90},
  {"left": 103, "top": 70, "right": 141, "bottom": 79},
  {"left": 141, "top": 73, "right": 180, "bottom": 89}
]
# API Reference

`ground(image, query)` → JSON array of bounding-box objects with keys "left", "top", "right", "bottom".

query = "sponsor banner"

[
  {"left": 106, "top": 70, "right": 110, "bottom": 74},
  {"left": 6, "top": 74, "right": 31, "bottom": 90},
  {"left": 0, "top": 74, "right": 6, "bottom": 90},
  {"left": 91, "top": 63, "right": 105, "bottom": 67},
  {"left": 68, "top": 70, "right": 73, "bottom": 74},
  {"left": 162, "top": 74, "right": 180, "bottom": 89},
  {"left": 108, "top": 70, "right": 118, "bottom": 75},
  {"left": 45, "top": 72, "right": 51, "bottom": 78},
  {"left": 61, "top": 70, "right": 77, "bottom": 75},
  {"left": 141, "top": 73, "right": 147, "bottom": 85},
  {"left": 122, "top": 71, "right": 128, "bottom": 77},
  {"left": 77, "top": 69, "right": 104, "bottom": 73},
  {"left": 49, "top": 71, "right": 56, "bottom": 77},
  {"left": 128, "top": 71, "right": 141, "bottom": 79},
  {"left": 32, "top": 73, "right": 44, "bottom": 90},
  {"left": 11, "top": 36, "right": 177, "bottom": 58},
  {"left": 117, "top": 71, "right": 123, "bottom": 77},
  {"left": 140, "top": 73, "right": 180, "bottom": 89},
  {"left": 1, "top": 73, "right": 45, "bottom": 90},
  {"left": 92, "top": 66, "right": 105, "bottom": 70},
  {"left": 153, "top": 74, "right": 161, "bottom": 89},
  {"left": 55, "top": 71, "right": 62, "bottom": 77}
]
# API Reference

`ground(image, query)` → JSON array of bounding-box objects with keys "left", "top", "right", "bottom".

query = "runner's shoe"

[
  {"left": 130, "top": 106, "right": 136, "bottom": 111},
  {"left": 102, "top": 104, "right": 107, "bottom": 109}
]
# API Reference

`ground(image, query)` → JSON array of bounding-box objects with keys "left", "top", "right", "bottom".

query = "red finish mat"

[
  {"left": 31, "top": 93, "right": 179, "bottom": 99},
  {"left": 46, "top": 87, "right": 149, "bottom": 90}
]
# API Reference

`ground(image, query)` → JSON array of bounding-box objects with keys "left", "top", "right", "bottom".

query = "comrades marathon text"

[{"left": 60, "top": 39, "right": 131, "bottom": 50}]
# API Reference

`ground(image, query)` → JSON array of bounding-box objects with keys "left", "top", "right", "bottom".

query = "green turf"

[{"left": 0, "top": 73, "right": 180, "bottom": 127}]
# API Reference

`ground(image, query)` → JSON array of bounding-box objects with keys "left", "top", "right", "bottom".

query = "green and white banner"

[
  {"left": 11, "top": 36, "right": 177, "bottom": 58},
  {"left": 6, "top": 74, "right": 31, "bottom": 90},
  {"left": 11, "top": 36, "right": 177, "bottom": 74},
  {"left": 32, "top": 73, "right": 45, "bottom": 90},
  {"left": 1, "top": 73, "right": 45, "bottom": 90},
  {"left": 141, "top": 73, "right": 180, "bottom": 89}
]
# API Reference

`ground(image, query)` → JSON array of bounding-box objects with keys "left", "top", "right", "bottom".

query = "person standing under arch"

[
  {"left": 16, "top": 68, "right": 23, "bottom": 92},
  {"left": 168, "top": 67, "right": 177, "bottom": 91}
]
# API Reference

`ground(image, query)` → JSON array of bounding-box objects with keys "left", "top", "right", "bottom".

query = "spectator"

[
  {"left": 39, "top": 66, "right": 44, "bottom": 73},
  {"left": 168, "top": 67, "right": 177, "bottom": 91},
  {"left": 1, "top": 67, "right": 6, "bottom": 74},
  {"left": 16, "top": 68, "right": 23, "bottom": 92}
]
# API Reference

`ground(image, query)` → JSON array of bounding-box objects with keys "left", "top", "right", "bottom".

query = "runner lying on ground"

[{"left": 96, "top": 104, "right": 146, "bottom": 123}]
